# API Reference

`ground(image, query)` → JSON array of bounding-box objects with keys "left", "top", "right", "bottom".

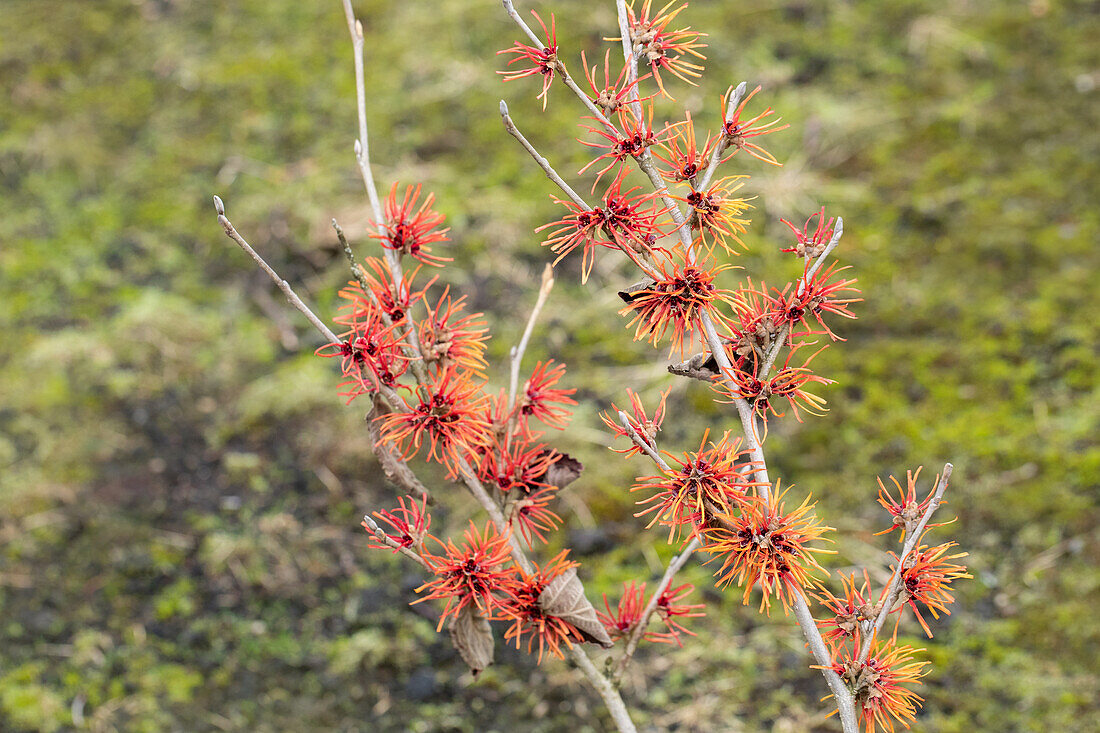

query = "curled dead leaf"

[
  {"left": 617, "top": 279, "right": 657, "bottom": 304},
  {"left": 537, "top": 567, "right": 613, "bottom": 648},
  {"left": 543, "top": 451, "right": 583, "bottom": 489},
  {"left": 448, "top": 605, "right": 494, "bottom": 676}
]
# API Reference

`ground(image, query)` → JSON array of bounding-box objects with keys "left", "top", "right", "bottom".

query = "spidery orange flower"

[
  {"left": 874, "top": 467, "right": 952, "bottom": 539},
  {"left": 775, "top": 261, "right": 861, "bottom": 341},
  {"left": 359, "top": 255, "right": 436, "bottom": 325},
  {"left": 654, "top": 582, "right": 706, "bottom": 643},
  {"left": 599, "top": 581, "right": 673, "bottom": 645},
  {"left": 619, "top": 0, "right": 707, "bottom": 98},
  {"left": 536, "top": 169, "right": 665, "bottom": 283},
  {"left": 520, "top": 360, "right": 577, "bottom": 432},
  {"left": 511, "top": 486, "right": 563, "bottom": 548},
  {"left": 497, "top": 11, "right": 558, "bottom": 110},
  {"left": 676, "top": 176, "right": 753, "bottom": 255},
  {"left": 364, "top": 495, "right": 431, "bottom": 553},
  {"left": 703, "top": 483, "right": 833, "bottom": 614},
  {"left": 417, "top": 286, "right": 490, "bottom": 375},
  {"left": 376, "top": 366, "right": 491, "bottom": 475},
  {"left": 600, "top": 386, "right": 670, "bottom": 458},
  {"left": 726, "top": 278, "right": 784, "bottom": 369},
  {"left": 315, "top": 297, "right": 408, "bottom": 398},
  {"left": 894, "top": 541, "right": 970, "bottom": 637},
  {"left": 500, "top": 551, "right": 582, "bottom": 662},
  {"left": 372, "top": 183, "right": 451, "bottom": 267},
  {"left": 718, "top": 344, "right": 833, "bottom": 422},
  {"left": 414, "top": 522, "right": 519, "bottom": 631},
  {"left": 720, "top": 84, "right": 788, "bottom": 166},
  {"left": 632, "top": 430, "right": 761, "bottom": 543},
  {"left": 620, "top": 252, "right": 737, "bottom": 358},
  {"left": 582, "top": 49, "right": 651, "bottom": 116},
  {"left": 821, "top": 636, "right": 929, "bottom": 733},
  {"left": 814, "top": 570, "right": 877, "bottom": 655},
  {"left": 579, "top": 105, "right": 662, "bottom": 190},
  {"left": 653, "top": 111, "right": 717, "bottom": 185},
  {"left": 781, "top": 206, "right": 837, "bottom": 258},
  {"left": 477, "top": 438, "right": 560, "bottom": 495}
]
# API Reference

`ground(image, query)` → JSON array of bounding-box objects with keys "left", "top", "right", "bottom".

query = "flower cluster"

[
  {"left": 822, "top": 636, "right": 930, "bottom": 733},
  {"left": 365, "top": 494, "right": 431, "bottom": 554},
  {"left": 619, "top": 252, "right": 737, "bottom": 357},
  {"left": 310, "top": 0, "right": 975, "bottom": 719},
  {"left": 372, "top": 183, "right": 451, "bottom": 266},
  {"left": 631, "top": 430, "right": 761, "bottom": 543},
  {"left": 619, "top": 0, "right": 707, "bottom": 98},
  {"left": 811, "top": 468, "right": 968, "bottom": 731},
  {"left": 702, "top": 484, "right": 833, "bottom": 615}
]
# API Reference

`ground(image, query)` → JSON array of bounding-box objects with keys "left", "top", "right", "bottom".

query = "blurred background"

[{"left": 1, "top": 0, "right": 1097, "bottom": 731}]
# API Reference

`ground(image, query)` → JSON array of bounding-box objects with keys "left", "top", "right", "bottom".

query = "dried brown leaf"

[
  {"left": 537, "top": 567, "right": 613, "bottom": 648},
  {"left": 448, "top": 605, "right": 494, "bottom": 676},
  {"left": 544, "top": 452, "right": 583, "bottom": 489}
]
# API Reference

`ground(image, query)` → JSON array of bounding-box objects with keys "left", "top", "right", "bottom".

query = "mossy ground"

[{"left": 1, "top": 1, "right": 1097, "bottom": 731}]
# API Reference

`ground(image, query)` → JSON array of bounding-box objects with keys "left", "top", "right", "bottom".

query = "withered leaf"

[
  {"left": 617, "top": 279, "right": 656, "bottom": 304},
  {"left": 367, "top": 401, "right": 432, "bottom": 503},
  {"left": 448, "top": 605, "right": 494, "bottom": 676},
  {"left": 667, "top": 351, "right": 721, "bottom": 383},
  {"left": 537, "top": 567, "right": 613, "bottom": 648},
  {"left": 544, "top": 452, "right": 583, "bottom": 489}
]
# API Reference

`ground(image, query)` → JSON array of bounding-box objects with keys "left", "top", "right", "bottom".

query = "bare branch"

[
  {"left": 500, "top": 100, "right": 589, "bottom": 209},
  {"left": 213, "top": 196, "right": 340, "bottom": 345},
  {"left": 859, "top": 464, "right": 953, "bottom": 662},
  {"left": 340, "top": 2, "right": 383, "bottom": 223},
  {"left": 508, "top": 264, "right": 556, "bottom": 412},
  {"left": 500, "top": 0, "right": 544, "bottom": 47},
  {"left": 333, "top": 218, "right": 373, "bottom": 293}
]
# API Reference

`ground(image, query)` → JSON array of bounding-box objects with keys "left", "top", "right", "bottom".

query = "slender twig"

[
  {"left": 214, "top": 196, "right": 340, "bottom": 345},
  {"left": 508, "top": 263, "right": 556, "bottom": 412},
  {"left": 340, "top": 3, "right": 383, "bottom": 223},
  {"left": 500, "top": 101, "right": 589, "bottom": 209},
  {"left": 757, "top": 322, "right": 791, "bottom": 380},
  {"left": 333, "top": 219, "right": 373, "bottom": 292},
  {"left": 610, "top": 536, "right": 701, "bottom": 686},
  {"left": 362, "top": 514, "right": 431, "bottom": 569},
  {"left": 499, "top": 102, "right": 661, "bottom": 281},
  {"left": 618, "top": 410, "right": 671, "bottom": 471},
  {"left": 858, "top": 464, "right": 953, "bottom": 663},
  {"left": 339, "top": 0, "right": 431, "bottom": 374}
]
